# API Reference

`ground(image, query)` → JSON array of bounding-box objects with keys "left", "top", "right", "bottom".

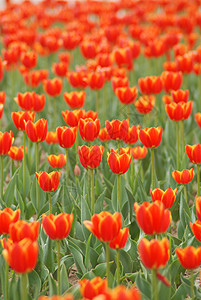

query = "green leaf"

[
  {"left": 43, "top": 238, "right": 55, "bottom": 273},
  {"left": 48, "top": 274, "right": 57, "bottom": 296},
  {"left": 60, "top": 264, "right": 69, "bottom": 294},
  {"left": 136, "top": 272, "right": 151, "bottom": 299},
  {"left": 84, "top": 234, "right": 92, "bottom": 270},
  {"left": 28, "top": 270, "right": 41, "bottom": 300},
  {"left": 68, "top": 242, "right": 86, "bottom": 275}
]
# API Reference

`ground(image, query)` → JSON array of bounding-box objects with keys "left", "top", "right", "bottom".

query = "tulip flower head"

[
  {"left": 78, "top": 145, "right": 104, "bottom": 169},
  {"left": 132, "top": 146, "right": 148, "bottom": 160},
  {"left": 79, "top": 277, "right": 107, "bottom": 299},
  {"left": 0, "top": 208, "right": 20, "bottom": 235},
  {"left": 150, "top": 187, "right": 177, "bottom": 209},
  {"left": 78, "top": 118, "right": 100, "bottom": 142},
  {"left": 35, "top": 171, "right": 60, "bottom": 192},
  {"left": 186, "top": 144, "right": 201, "bottom": 164},
  {"left": 25, "top": 119, "right": 47, "bottom": 143},
  {"left": 105, "top": 119, "right": 129, "bottom": 141},
  {"left": 56, "top": 126, "right": 77, "bottom": 148},
  {"left": 171, "top": 168, "right": 194, "bottom": 184},
  {"left": 176, "top": 246, "right": 201, "bottom": 269},
  {"left": 107, "top": 148, "right": 132, "bottom": 174},
  {"left": 9, "top": 220, "right": 40, "bottom": 242},
  {"left": 109, "top": 227, "right": 129, "bottom": 249},
  {"left": 139, "top": 127, "right": 162, "bottom": 148},
  {"left": 0, "top": 131, "right": 13, "bottom": 155},
  {"left": 47, "top": 154, "right": 66, "bottom": 168},
  {"left": 11, "top": 111, "right": 35, "bottom": 131}
]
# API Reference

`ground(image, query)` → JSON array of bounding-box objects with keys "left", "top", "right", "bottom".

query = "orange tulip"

[
  {"left": 58, "top": 52, "right": 70, "bottom": 64},
  {"left": 42, "top": 213, "right": 73, "bottom": 240},
  {"left": 78, "top": 118, "right": 100, "bottom": 142},
  {"left": 105, "top": 119, "right": 129, "bottom": 141},
  {"left": 0, "top": 91, "right": 6, "bottom": 104},
  {"left": 132, "top": 146, "right": 147, "bottom": 160},
  {"left": 47, "top": 154, "right": 66, "bottom": 168},
  {"left": 3, "top": 238, "right": 38, "bottom": 273},
  {"left": 109, "top": 227, "right": 129, "bottom": 249},
  {"left": 176, "top": 246, "right": 201, "bottom": 269},
  {"left": 150, "top": 188, "right": 177, "bottom": 209},
  {"left": 14, "top": 92, "right": 35, "bottom": 111},
  {"left": 185, "top": 144, "right": 201, "bottom": 164},
  {"left": 139, "top": 127, "right": 162, "bottom": 148},
  {"left": 111, "top": 77, "right": 129, "bottom": 92},
  {"left": 176, "top": 54, "right": 194, "bottom": 74},
  {"left": 161, "top": 71, "right": 182, "bottom": 93},
  {"left": 62, "top": 109, "right": 85, "bottom": 127},
  {"left": 98, "top": 127, "right": 111, "bottom": 142},
  {"left": 138, "top": 76, "right": 163, "bottom": 95},
  {"left": 171, "top": 168, "right": 194, "bottom": 184},
  {"left": 33, "top": 93, "right": 46, "bottom": 112},
  {"left": 165, "top": 101, "right": 192, "bottom": 121},
  {"left": 135, "top": 95, "right": 155, "bottom": 114},
  {"left": 63, "top": 91, "right": 85, "bottom": 109},
  {"left": 8, "top": 146, "right": 25, "bottom": 161},
  {"left": 115, "top": 86, "right": 138, "bottom": 105},
  {"left": 25, "top": 119, "right": 47, "bottom": 143},
  {"left": 87, "top": 72, "right": 105, "bottom": 90},
  {"left": 84, "top": 110, "right": 98, "bottom": 120},
  {"left": 79, "top": 277, "right": 107, "bottom": 299},
  {"left": 56, "top": 126, "right": 77, "bottom": 148},
  {"left": 114, "top": 47, "right": 133, "bottom": 70},
  {"left": 107, "top": 148, "right": 132, "bottom": 175},
  {"left": 11, "top": 111, "right": 35, "bottom": 131},
  {"left": 134, "top": 201, "right": 171, "bottom": 234},
  {"left": 68, "top": 71, "right": 88, "bottom": 89},
  {"left": 123, "top": 125, "right": 139, "bottom": 144},
  {"left": 0, "top": 131, "right": 13, "bottom": 155},
  {"left": 190, "top": 221, "right": 201, "bottom": 242},
  {"left": 52, "top": 62, "right": 68, "bottom": 77},
  {"left": 38, "top": 296, "right": 73, "bottom": 300},
  {"left": 35, "top": 171, "right": 60, "bottom": 192},
  {"left": 171, "top": 89, "right": 189, "bottom": 103},
  {"left": 21, "top": 51, "right": 37, "bottom": 69},
  {"left": 196, "top": 196, "right": 201, "bottom": 221},
  {"left": 106, "top": 285, "right": 141, "bottom": 300},
  {"left": 195, "top": 113, "right": 201, "bottom": 128},
  {"left": 62, "top": 32, "right": 81, "bottom": 50},
  {"left": 45, "top": 131, "right": 58, "bottom": 144},
  {"left": 43, "top": 78, "right": 62, "bottom": 97},
  {"left": 9, "top": 220, "right": 40, "bottom": 242},
  {"left": 23, "top": 69, "right": 49, "bottom": 88},
  {"left": 0, "top": 208, "right": 20, "bottom": 235},
  {"left": 83, "top": 211, "right": 122, "bottom": 242},
  {"left": 80, "top": 40, "right": 97, "bottom": 59},
  {"left": 78, "top": 145, "right": 104, "bottom": 169},
  {"left": 138, "top": 238, "right": 170, "bottom": 269}
]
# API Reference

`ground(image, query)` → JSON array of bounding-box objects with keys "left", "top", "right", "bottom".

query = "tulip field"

[{"left": 2, "top": 0, "right": 201, "bottom": 299}]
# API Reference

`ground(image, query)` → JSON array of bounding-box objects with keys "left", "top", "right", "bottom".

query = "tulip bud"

[{"left": 74, "top": 164, "right": 81, "bottom": 176}]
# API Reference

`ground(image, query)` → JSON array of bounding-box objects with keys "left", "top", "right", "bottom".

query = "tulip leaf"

[
  {"left": 119, "top": 249, "right": 133, "bottom": 273},
  {"left": 3, "top": 169, "right": 16, "bottom": 205},
  {"left": 63, "top": 283, "right": 81, "bottom": 299},
  {"left": 28, "top": 270, "right": 41, "bottom": 300},
  {"left": 171, "top": 283, "right": 187, "bottom": 300},
  {"left": 14, "top": 187, "right": 24, "bottom": 219},
  {"left": 48, "top": 274, "right": 57, "bottom": 296},
  {"left": 84, "top": 233, "right": 92, "bottom": 270},
  {"left": 68, "top": 242, "right": 87, "bottom": 275},
  {"left": 136, "top": 272, "right": 151, "bottom": 299},
  {"left": 43, "top": 238, "right": 55, "bottom": 273},
  {"left": 60, "top": 264, "right": 69, "bottom": 294}
]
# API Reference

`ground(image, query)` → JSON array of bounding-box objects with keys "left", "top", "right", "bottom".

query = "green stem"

[
  {"left": 117, "top": 174, "right": 121, "bottom": 211},
  {"left": 28, "top": 138, "right": 31, "bottom": 167},
  {"left": 181, "top": 120, "right": 185, "bottom": 157},
  {"left": 197, "top": 164, "right": 200, "bottom": 196},
  {"left": 1, "top": 155, "right": 3, "bottom": 201},
  {"left": 105, "top": 242, "right": 110, "bottom": 287},
  {"left": 23, "top": 131, "right": 26, "bottom": 201},
  {"left": 116, "top": 249, "right": 120, "bottom": 285},
  {"left": 127, "top": 105, "right": 130, "bottom": 119},
  {"left": 151, "top": 148, "right": 155, "bottom": 189},
  {"left": 131, "top": 159, "right": 134, "bottom": 184},
  {"left": 90, "top": 168, "right": 95, "bottom": 215},
  {"left": 96, "top": 90, "right": 99, "bottom": 116},
  {"left": 21, "top": 273, "right": 28, "bottom": 300},
  {"left": 48, "top": 192, "right": 52, "bottom": 214},
  {"left": 184, "top": 184, "right": 188, "bottom": 205},
  {"left": 140, "top": 160, "right": 144, "bottom": 183},
  {"left": 57, "top": 240, "right": 61, "bottom": 295},
  {"left": 36, "top": 142, "right": 39, "bottom": 213},
  {"left": 88, "top": 169, "right": 91, "bottom": 207},
  {"left": 191, "top": 269, "right": 195, "bottom": 300},
  {"left": 53, "top": 98, "right": 57, "bottom": 129},
  {"left": 66, "top": 148, "right": 69, "bottom": 185},
  {"left": 176, "top": 122, "right": 180, "bottom": 170},
  {"left": 151, "top": 269, "right": 158, "bottom": 300},
  {"left": 5, "top": 260, "right": 8, "bottom": 300},
  {"left": 75, "top": 133, "right": 78, "bottom": 164},
  {"left": 118, "top": 140, "right": 120, "bottom": 153}
]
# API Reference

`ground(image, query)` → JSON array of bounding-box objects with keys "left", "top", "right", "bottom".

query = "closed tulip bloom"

[
  {"left": 87, "top": 72, "right": 105, "bottom": 90},
  {"left": 9, "top": 220, "right": 40, "bottom": 242},
  {"left": 161, "top": 71, "right": 182, "bottom": 94},
  {"left": 132, "top": 146, "right": 147, "bottom": 160},
  {"left": 0, "top": 208, "right": 20, "bottom": 235},
  {"left": 150, "top": 188, "right": 177, "bottom": 209},
  {"left": 57, "top": 126, "right": 77, "bottom": 148},
  {"left": 139, "top": 127, "right": 162, "bottom": 148},
  {"left": 14, "top": 92, "right": 35, "bottom": 111},
  {"left": 84, "top": 110, "right": 98, "bottom": 120},
  {"left": 186, "top": 144, "right": 201, "bottom": 164},
  {"left": 105, "top": 119, "right": 129, "bottom": 141},
  {"left": 107, "top": 148, "right": 132, "bottom": 174},
  {"left": 45, "top": 131, "right": 58, "bottom": 144},
  {"left": 123, "top": 125, "right": 139, "bottom": 144},
  {"left": 115, "top": 86, "right": 138, "bottom": 105},
  {"left": 3, "top": 238, "right": 38, "bottom": 273},
  {"left": 43, "top": 78, "right": 62, "bottom": 97},
  {"left": 190, "top": 221, "right": 201, "bottom": 242},
  {"left": 171, "top": 168, "right": 194, "bottom": 184},
  {"left": 83, "top": 211, "right": 122, "bottom": 242},
  {"left": 134, "top": 201, "right": 171, "bottom": 235},
  {"left": 0, "top": 104, "right": 4, "bottom": 119},
  {"left": 114, "top": 47, "right": 133, "bottom": 70},
  {"left": 98, "top": 127, "right": 111, "bottom": 142},
  {"left": 165, "top": 101, "right": 192, "bottom": 121},
  {"left": 196, "top": 196, "right": 201, "bottom": 221},
  {"left": 0, "top": 91, "right": 6, "bottom": 104},
  {"left": 11, "top": 111, "right": 35, "bottom": 131},
  {"left": 0, "top": 131, "right": 13, "bottom": 155},
  {"left": 78, "top": 145, "right": 104, "bottom": 169},
  {"left": 35, "top": 171, "right": 60, "bottom": 192},
  {"left": 25, "top": 119, "right": 47, "bottom": 143},
  {"left": 68, "top": 71, "right": 88, "bottom": 89},
  {"left": 64, "top": 91, "right": 85, "bottom": 109},
  {"left": 39, "top": 296, "right": 73, "bottom": 300},
  {"left": 78, "top": 118, "right": 100, "bottom": 142},
  {"left": 176, "top": 246, "right": 201, "bottom": 269},
  {"left": 138, "top": 238, "right": 170, "bottom": 269},
  {"left": 109, "top": 227, "right": 129, "bottom": 249},
  {"left": 111, "top": 77, "right": 129, "bottom": 92},
  {"left": 52, "top": 62, "right": 68, "bottom": 77},
  {"left": 135, "top": 95, "right": 155, "bottom": 114},
  {"left": 195, "top": 113, "right": 201, "bottom": 128},
  {"left": 171, "top": 89, "right": 189, "bottom": 103},
  {"left": 138, "top": 76, "right": 163, "bottom": 95},
  {"left": 21, "top": 51, "right": 37, "bottom": 69},
  {"left": 62, "top": 109, "right": 85, "bottom": 127},
  {"left": 79, "top": 277, "right": 107, "bottom": 299},
  {"left": 42, "top": 213, "right": 73, "bottom": 240},
  {"left": 33, "top": 93, "right": 46, "bottom": 112},
  {"left": 80, "top": 40, "right": 97, "bottom": 59},
  {"left": 8, "top": 146, "right": 25, "bottom": 161},
  {"left": 47, "top": 154, "right": 66, "bottom": 168},
  {"left": 176, "top": 54, "right": 194, "bottom": 74}
]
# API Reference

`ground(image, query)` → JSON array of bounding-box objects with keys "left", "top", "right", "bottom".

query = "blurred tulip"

[
  {"left": 176, "top": 246, "right": 201, "bottom": 269},
  {"left": 123, "top": 125, "right": 139, "bottom": 144},
  {"left": 105, "top": 119, "right": 128, "bottom": 141},
  {"left": 135, "top": 95, "right": 155, "bottom": 114},
  {"left": 78, "top": 118, "right": 100, "bottom": 142},
  {"left": 171, "top": 89, "right": 189, "bottom": 103},
  {"left": 0, "top": 208, "right": 20, "bottom": 235},
  {"left": 109, "top": 227, "right": 129, "bottom": 249},
  {"left": 165, "top": 101, "right": 192, "bottom": 121},
  {"left": 161, "top": 71, "right": 182, "bottom": 94},
  {"left": 52, "top": 62, "right": 68, "bottom": 77},
  {"left": 79, "top": 277, "right": 107, "bottom": 300},
  {"left": 138, "top": 76, "right": 163, "bottom": 95},
  {"left": 45, "top": 131, "right": 58, "bottom": 144},
  {"left": 150, "top": 188, "right": 177, "bottom": 209},
  {"left": 63, "top": 91, "right": 85, "bottom": 109},
  {"left": 11, "top": 111, "right": 35, "bottom": 131},
  {"left": 171, "top": 168, "right": 194, "bottom": 184},
  {"left": 0, "top": 131, "right": 13, "bottom": 155},
  {"left": 8, "top": 146, "right": 25, "bottom": 161},
  {"left": 62, "top": 109, "right": 85, "bottom": 127},
  {"left": 132, "top": 146, "right": 147, "bottom": 160},
  {"left": 21, "top": 51, "right": 37, "bottom": 69},
  {"left": 186, "top": 144, "right": 201, "bottom": 164},
  {"left": 47, "top": 154, "right": 66, "bottom": 168},
  {"left": 78, "top": 145, "right": 104, "bottom": 169},
  {"left": 115, "top": 86, "right": 138, "bottom": 104},
  {"left": 9, "top": 220, "right": 40, "bottom": 242},
  {"left": 25, "top": 119, "right": 47, "bottom": 143},
  {"left": 43, "top": 78, "right": 62, "bottom": 97}
]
